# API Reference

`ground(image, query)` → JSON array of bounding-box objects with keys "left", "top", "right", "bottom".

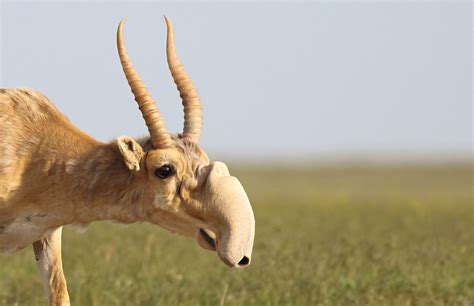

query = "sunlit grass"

[{"left": 0, "top": 162, "right": 472, "bottom": 305}]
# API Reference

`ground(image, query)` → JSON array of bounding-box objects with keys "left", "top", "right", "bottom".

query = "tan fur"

[{"left": 0, "top": 87, "right": 254, "bottom": 305}]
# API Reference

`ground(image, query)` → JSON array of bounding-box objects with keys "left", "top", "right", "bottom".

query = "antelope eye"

[{"left": 155, "top": 165, "right": 175, "bottom": 179}]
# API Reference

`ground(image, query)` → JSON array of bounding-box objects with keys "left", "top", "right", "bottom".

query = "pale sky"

[{"left": 0, "top": 1, "right": 472, "bottom": 159}]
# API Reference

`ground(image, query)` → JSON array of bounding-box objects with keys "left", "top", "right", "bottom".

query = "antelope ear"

[{"left": 117, "top": 136, "right": 144, "bottom": 171}]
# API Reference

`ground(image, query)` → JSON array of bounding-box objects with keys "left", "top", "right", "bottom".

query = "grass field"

[{"left": 0, "top": 162, "right": 472, "bottom": 306}]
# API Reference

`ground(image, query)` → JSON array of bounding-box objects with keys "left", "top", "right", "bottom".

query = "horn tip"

[
  {"left": 118, "top": 17, "right": 126, "bottom": 33},
  {"left": 164, "top": 15, "right": 172, "bottom": 28},
  {"left": 117, "top": 17, "right": 126, "bottom": 39}
]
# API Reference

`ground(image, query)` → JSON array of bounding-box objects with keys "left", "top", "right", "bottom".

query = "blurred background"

[{"left": 0, "top": 1, "right": 472, "bottom": 305}]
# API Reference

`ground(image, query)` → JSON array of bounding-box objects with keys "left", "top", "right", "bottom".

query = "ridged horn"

[
  {"left": 164, "top": 16, "right": 202, "bottom": 143},
  {"left": 117, "top": 18, "right": 172, "bottom": 148}
]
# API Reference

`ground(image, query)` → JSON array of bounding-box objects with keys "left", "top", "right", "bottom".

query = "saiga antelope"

[{"left": 0, "top": 17, "right": 255, "bottom": 306}]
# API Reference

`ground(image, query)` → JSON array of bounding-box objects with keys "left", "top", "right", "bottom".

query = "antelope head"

[{"left": 115, "top": 17, "right": 255, "bottom": 268}]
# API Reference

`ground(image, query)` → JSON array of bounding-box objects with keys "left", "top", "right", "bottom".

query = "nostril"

[{"left": 238, "top": 256, "right": 250, "bottom": 267}]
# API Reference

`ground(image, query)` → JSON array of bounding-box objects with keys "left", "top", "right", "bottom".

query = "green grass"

[{"left": 0, "top": 162, "right": 473, "bottom": 305}]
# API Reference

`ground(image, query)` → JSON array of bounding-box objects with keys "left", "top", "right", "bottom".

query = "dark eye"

[{"left": 155, "top": 164, "right": 175, "bottom": 179}]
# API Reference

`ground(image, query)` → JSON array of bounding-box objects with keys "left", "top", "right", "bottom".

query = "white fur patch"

[
  {"left": 5, "top": 218, "right": 42, "bottom": 237},
  {"left": 153, "top": 194, "right": 171, "bottom": 209},
  {"left": 0, "top": 218, "right": 52, "bottom": 254}
]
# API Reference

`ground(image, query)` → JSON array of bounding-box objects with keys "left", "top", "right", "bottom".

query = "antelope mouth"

[{"left": 199, "top": 228, "right": 217, "bottom": 250}]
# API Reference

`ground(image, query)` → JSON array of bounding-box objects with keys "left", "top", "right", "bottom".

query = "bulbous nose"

[
  {"left": 237, "top": 256, "right": 251, "bottom": 268},
  {"left": 206, "top": 161, "right": 255, "bottom": 269}
]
